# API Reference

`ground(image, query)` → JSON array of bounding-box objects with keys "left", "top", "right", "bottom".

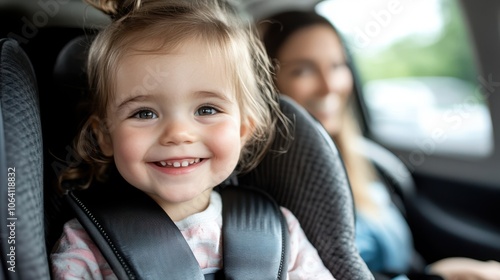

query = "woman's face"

[{"left": 275, "top": 24, "right": 353, "bottom": 136}]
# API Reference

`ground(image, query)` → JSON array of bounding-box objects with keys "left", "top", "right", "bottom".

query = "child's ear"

[
  {"left": 240, "top": 117, "right": 255, "bottom": 146},
  {"left": 91, "top": 116, "right": 114, "bottom": 157}
]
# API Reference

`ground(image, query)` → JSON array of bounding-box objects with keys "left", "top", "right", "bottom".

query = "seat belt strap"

[{"left": 67, "top": 183, "right": 204, "bottom": 280}]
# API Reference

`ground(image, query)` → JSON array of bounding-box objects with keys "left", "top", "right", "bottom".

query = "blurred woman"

[{"left": 260, "top": 10, "right": 500, "bottom": 280}]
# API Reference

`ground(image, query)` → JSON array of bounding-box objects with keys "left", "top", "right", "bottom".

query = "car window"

[{"left": 316, "top": 0, "right": 494, "bottom": 159}]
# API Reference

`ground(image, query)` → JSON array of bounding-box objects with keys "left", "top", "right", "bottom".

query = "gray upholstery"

[{"left": 0, "top": 38, "right": 48, "bottom": 279}]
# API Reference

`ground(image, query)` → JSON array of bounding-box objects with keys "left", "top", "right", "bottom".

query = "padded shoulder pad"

[{"left": 220, "top": 185, "right": 288, "bottom": 280}]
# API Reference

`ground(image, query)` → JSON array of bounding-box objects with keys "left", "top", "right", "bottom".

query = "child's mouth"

[{"left": 155, "top": 158, "right": 202, "bottom": 168}]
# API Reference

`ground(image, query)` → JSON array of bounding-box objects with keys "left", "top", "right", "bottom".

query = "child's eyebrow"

[
  {"left": 114, "top": 90, "right": 233, "bottom": 111},
  {"left": 116, "top": 95, "right": 149, "bottom": 111},
  {"left": 194, "top": 90, "right": 234, "bottom": 103}
]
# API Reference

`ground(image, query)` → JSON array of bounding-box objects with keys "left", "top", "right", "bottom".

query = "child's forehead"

[
  {"left": 121, "top": 37, "right": 235, "bottom": 66},
  {"left": 111, "top": 37, "right": 243, "bottom": 100},
  {"left": 117, "top": 36, "right": 243, "bottom": 76}
]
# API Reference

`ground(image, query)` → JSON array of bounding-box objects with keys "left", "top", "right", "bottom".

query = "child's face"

[{"left": 98, "top": 39, "right": 249, "bottom": 218}]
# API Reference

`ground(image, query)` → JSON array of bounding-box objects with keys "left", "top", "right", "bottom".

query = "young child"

[{"left": 50, "top": 0, "right": 335, "bottom": 279}]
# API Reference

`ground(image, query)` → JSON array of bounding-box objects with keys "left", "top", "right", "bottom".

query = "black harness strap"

[
  {"left": 66, "top": 183, "right": 287, "bottom": 280},
  {"left": 67, "top": 184, "right": 204, "bottom": 280}
]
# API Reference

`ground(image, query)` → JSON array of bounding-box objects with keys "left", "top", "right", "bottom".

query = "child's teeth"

[{"left": 160, "top": 159, "right": 200, "bottom": 168}]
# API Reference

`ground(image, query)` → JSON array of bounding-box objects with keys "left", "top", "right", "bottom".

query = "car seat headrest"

[
  {"left": 53, "top": 35, "right": 91, "bottom": 95},
  {"left": 50, "top": 35, "right": 93, "bottom": 157}
]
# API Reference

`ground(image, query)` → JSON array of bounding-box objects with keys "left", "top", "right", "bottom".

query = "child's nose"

[{"left": 159, "top": 120, "right": 196, "bottom": 145}]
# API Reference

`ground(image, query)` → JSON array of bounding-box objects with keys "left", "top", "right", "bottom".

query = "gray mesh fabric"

[
  {"left": 239, "top": 96, "right": 374, "bottom": 279},
  {"left": 0, "top": 38, "right": 49, "bottom": 279}
]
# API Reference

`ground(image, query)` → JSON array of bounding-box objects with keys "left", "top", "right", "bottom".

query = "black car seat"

[
  {"left": 45, "top": 34, "right": 375, "bottom": 279},
  {"left": 0, "top": 38, "right": 49, "bottom": 279}
]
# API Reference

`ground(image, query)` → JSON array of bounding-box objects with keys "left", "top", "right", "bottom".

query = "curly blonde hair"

[{"left": 58, "top": 0, "right": 290, "bottom": 191}]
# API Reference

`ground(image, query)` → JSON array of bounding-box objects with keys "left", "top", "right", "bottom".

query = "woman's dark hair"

[{"left": 260, "top": 10, "right": 342, "bottom": 61}]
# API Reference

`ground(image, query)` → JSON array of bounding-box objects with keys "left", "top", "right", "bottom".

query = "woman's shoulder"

[{"left": 366, "top": 181, "right": 393, "bottom": 206}]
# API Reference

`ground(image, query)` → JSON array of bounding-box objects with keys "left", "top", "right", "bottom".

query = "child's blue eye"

[
  {"left": 195, "top": 106, "right": 219, "bottom": 116},
  {"left": 133, "top": 110, "right": 157, "bottom": 119}
]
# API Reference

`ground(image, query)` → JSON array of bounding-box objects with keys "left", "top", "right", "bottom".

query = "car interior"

[
  {"left": 1, "top": 0, "right": 500, "bottom": 279},
  {"left": 0, "top": 35, "right": 375, "bottom": 278}
]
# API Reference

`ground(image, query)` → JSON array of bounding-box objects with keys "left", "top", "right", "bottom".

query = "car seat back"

[
  {"left": 0, "top": 38, "right": 48, "bottom": 279},
  {"left": 239, "top": 95, "right": 371, "bottom": 279}
]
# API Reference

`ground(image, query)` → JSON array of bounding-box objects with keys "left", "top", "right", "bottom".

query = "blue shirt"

[{"left": 355, "top": 182, "right": 413, "bottom": 275}]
